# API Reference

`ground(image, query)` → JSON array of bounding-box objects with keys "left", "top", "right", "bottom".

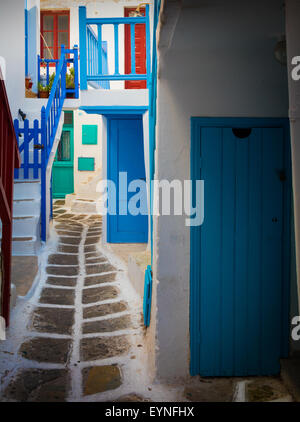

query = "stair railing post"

[
  {"left": 40, "top": 106, "right": 47, "bottom": 241},
  {"left": 79, "top": 6, "right": 88, "bottom": 90},
  {"left": 73, "top": 44, "right": 79, "bottom": 99}
]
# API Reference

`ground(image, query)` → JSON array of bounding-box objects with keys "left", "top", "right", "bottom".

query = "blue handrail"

[
  {"left": 14, "top": 45, "right": 79, "bottom": 242},
  {"left": 79, "top": 5, "right": 150, "bottom": 89}
]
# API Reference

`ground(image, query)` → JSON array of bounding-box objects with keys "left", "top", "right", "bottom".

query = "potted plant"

[
  {"left": 25, "top": 75, "right": 33, "bottom": 90},
  {"left": 48, "top": 73, "right": 55, "bottom": 93},
  {"left": 66, "top": 67, "right": 75, "bottom": 98},
  {"left": 38, "top": 82, "right": 49, "bottom": 98}
]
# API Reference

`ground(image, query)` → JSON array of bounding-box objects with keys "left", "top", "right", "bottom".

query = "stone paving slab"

[
  {"left": 56, "top": 231, "right": 82, "bottom": 237},
  {"left": 83, "top": 315, "right": 131, "bottom": 334},
  {"left": 46, "top": 276, "right": 77, "bottom": 287},
  {"left": 58, "top": 244, "right": 79, "bottom": 254},
  {"left": 84, "top": 245, "right": 97, "bottom": 253},
  {"left": 84, "top": 251, "right": 103, "bottom": 258},
  {"left": 19, "top": 338, "right": 72, "bottom": 363},
  {"left": 82, "top": 365, "right": 121, "bottom": 395},
  {"left": 46, "top": 266, "right": 79, "bottom": 276},
  {"left": 56, "top": 223, "right": 83, "bottom": 230},
  {"left": 40, "top": 288, "right": 75, "bottom": 306},
  {"left": 30, "top": 307, "right": 74, "bottom": 335},
  {"left": 59, "top": 236, "right": 81, "bottom": 245},
  {"left": 85, "top": 257, "right": 107, "bottom": 265},
  {"left": 11, "top": 256, "right": 38, "bottom": 296},
  {"left": 82, "top": 286, "right": 119, "bottom": 304},
  {"left": 48, "top": 254, "right": 79, "bottom": 266},
  {"left": 83, "top": 301, "right": 127, "bottom": 319},
  {"left": 184, "top": 379, "right": 234, "bottom": 402},
  {"left": 85, "top": 236, "right": 101, "bottom": 245},
  {"left": 4, "top": 369, "right": 69, "bottom": 402},
  {"left": 86, "top": 263, "right": 116, "bottom": 275},
  {"left": 84, "top": 273, "right": 117, "bottom": 286},
  {"left": 80, "top": 335, "right": 130, "bottom": 361},
  {"left": 114, "top": 394, "right": 151, "bottom": 402}
]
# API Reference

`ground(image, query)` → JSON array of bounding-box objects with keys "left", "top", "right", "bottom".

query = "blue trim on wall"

[
  {"left": 79, "top": 106, "right": 148, "bottom": 115},
  {"left": 25, "top": 7, "right": 28, "bottom": 76}
]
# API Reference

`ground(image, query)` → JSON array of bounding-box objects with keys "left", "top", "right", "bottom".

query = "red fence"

[{"left": 0, "top": 67, "right": 20, "bottom": 326}]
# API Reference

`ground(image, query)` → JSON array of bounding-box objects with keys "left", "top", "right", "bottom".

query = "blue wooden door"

[
  {"left": 190, "top": 118, "right": 290, "bottom": 377},
  {"left": 108, "top": 116, "right": 148, "bottom": 243}
]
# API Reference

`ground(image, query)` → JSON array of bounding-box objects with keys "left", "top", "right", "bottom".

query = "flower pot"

[
  {"left": 38, "top": 90, "right": 49, "bottom": 99},
  {"left": 25, "top": 77, "right": 32, "bottom": 90}
]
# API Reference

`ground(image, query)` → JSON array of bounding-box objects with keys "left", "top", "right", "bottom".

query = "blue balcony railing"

[
  {"left": 86, "top": 25, "right": 110, "bottom": 89},
  {"left": 15, "top": 46, "right": 79, "bottom": 241},
  {"left": 79, "top": 5, "right": 151, "bottom": 89},
  {"left": 38, "top": 46, "right": 79, "bottom": 98}
]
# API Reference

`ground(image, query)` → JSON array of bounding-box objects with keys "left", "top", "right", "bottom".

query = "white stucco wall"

[
  {"left": 40, "top": 0, "right": 153, "bottom": 89},
  {"left": 0, "top": 0, "right": 26, "bottom": 120},
  {"left": 153, "top": 0, "right": 289, "bottom": 380},
  {"left": 72, "top": 109, "right": 103, "bottom": 198}
]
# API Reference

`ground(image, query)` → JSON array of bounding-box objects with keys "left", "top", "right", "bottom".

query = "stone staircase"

[{"left": 11, "top": 179, "right": 41, "bottom": 255}]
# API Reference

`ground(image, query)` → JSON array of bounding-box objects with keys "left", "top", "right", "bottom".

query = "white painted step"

[
  {"left": 14, "top": 180, "right": 41, "bottom": 200},
  {"left": 13, "top": 198, "right": 40, "bottom": 217},
  {"left": 12, "top": 216, "right": 40, "bottom": 237},
  {"left": 12, "top": 236, "right": 40, "bottom": 256}
]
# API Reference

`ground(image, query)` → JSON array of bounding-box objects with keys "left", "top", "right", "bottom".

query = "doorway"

[
  {"left": 190, "top": 118, "right": 291, "bottom": 376},
  {"left": 52, "top": 111, "right": 74, "bottom": 198}
]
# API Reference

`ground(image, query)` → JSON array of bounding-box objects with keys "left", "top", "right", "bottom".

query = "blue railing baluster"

[
  {"left": 79, "top": 6, "right": 88, "bottom": 90},
  {"left": 74, "top": 45, "right": 79, "bottom": 98},
  {"left": 114, "top": 24, "right": 119, "bottom": 75},
  {"left": 33, "top": 119, "right": 39, "bottom": 179},
  {"left": 23, "top": 119, "right": 29, "bottom": 179},
  {"left": 40, "top": 105, "right": 46, "bottom": 242},
  {"left": 130, "top": 23, "right": 136, "bottom": 75},
  {"left": 97, "top": 24, "right": 102, "bottom": 75}
]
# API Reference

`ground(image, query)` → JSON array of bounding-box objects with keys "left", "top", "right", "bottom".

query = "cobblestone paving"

[{"left": 0, "top": 202, "right": 146, "bottom": 402}]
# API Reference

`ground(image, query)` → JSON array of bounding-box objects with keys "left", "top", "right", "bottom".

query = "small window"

[
  {"left": 41, "top": 10, "right": 70, "bottom": 60},
  {"left": 64, "top": 111, "right": 73, "bottom": 126},
  {"left": 57, "top": 131, "right": 71, "bottom": 161}
]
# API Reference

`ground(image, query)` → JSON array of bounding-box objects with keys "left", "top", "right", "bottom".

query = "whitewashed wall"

[
  {"left": 40, "top": 0, "right": 153, "bottom": 89},
  {"left": 73, "top": 109, "right": 102, "bottom": 198},
  {"left": 0, "top": 0, "right": 26, "bottom": 120},
  {"left": 153, "top": 0, "right": 289, "bottom": 380}
]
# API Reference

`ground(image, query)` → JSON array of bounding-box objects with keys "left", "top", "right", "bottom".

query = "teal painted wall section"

[
  {"left": 82, "top": 125, "right": 98, "bottom": 145},
  {"left": 78, "top": 157, "right": 95, "bottom": 171}
]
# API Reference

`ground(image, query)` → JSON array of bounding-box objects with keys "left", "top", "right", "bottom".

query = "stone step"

[
  {"left": 12, "top": 236, "right": 40, "bottom": 256},
  {"left": 14, "top": 180, "right": 41, "bottom": 200},
  {"left": 13, "top": 198, "right": 40, "bottom": 217}
]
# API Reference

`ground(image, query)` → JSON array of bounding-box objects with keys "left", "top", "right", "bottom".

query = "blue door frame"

[
  {"left": 190, "top": 117, "right": 291, "bottom": 377},
  {"left": 107, "top": 114, "right": 148, "bottom": 243}
]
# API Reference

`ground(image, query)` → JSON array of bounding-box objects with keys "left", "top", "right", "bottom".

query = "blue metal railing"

[
  {"left": 142, "top": 0, "right": 161, "bottom": 328},
  {"left": 86, "top": 25, "right": 110, "bottom": 89},
  {"left": 14, "top": 45, "right": 79, "bottom": 241},
  {"left": 79, "top": 5, "right": 151, "bottom": 89},
  {"left": 38, "top": 45, "right": 79, "bottom": 98}
]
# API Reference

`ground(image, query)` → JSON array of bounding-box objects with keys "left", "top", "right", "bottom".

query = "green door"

[{"left": 52, "top": 125, "right": 74, "bottom": 198}]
